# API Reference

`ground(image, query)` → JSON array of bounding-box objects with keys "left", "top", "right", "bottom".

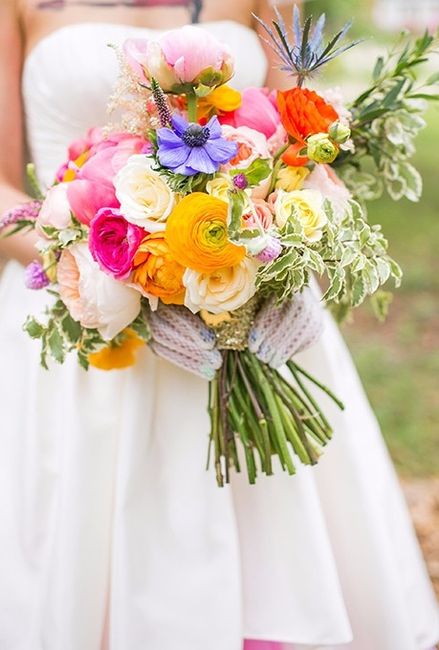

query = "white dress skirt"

[{"left": 0, "top": 21, "right": 437, "bottom": 650}]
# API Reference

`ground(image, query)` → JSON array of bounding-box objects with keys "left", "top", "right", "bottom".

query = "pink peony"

[
  {"left": 67, "top": 180, "right": 119, "bottom": 226},
  {"left": 303, "top": 164, "right": 352, "bottom": 221},
  {"left": 220, "top": 87, "right": 280, "bottom": 139},
  {"left": 89, "top": 208, "right": 145, "bottom": 280},
  {"left": 65, "top": 134, "right": 149, "bottom": 226},
  {"left": 57, "top": 244, "right": 141, "bottom": 341},
  {"left": 37, "top": 183, "right": 72, "bottom": 231},
  {"left": 124, "top": 26, "right": 234, "bottom": 92}
]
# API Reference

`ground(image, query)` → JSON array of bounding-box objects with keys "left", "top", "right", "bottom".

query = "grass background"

[{"left": 304, "top": 0, "right": 439, "bottom": 477}]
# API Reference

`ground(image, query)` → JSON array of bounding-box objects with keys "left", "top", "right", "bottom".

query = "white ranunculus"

[
  {"left": 114, "top": 154, "right": 175, "bottom": 231},
  {"left": 57, "top": 243, "right": 141, "bottom": 341},
  {"left": 274, "top": 189, "right": 328, "bottom": 242},
  {"left": 183, "top": 257, "right": 259, "bottom": 315},
  {"left": 37, "top": 183, "right": 72, "bottom": 232}
]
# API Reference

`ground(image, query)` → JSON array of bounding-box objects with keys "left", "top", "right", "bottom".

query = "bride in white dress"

[{"left": 0, "top": 1, "right": 437, "bottom": 649}]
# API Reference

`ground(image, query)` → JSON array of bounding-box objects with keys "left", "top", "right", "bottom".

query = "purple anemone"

[{"left": 156, "top": 115, "right": 237, "bottom": 177}]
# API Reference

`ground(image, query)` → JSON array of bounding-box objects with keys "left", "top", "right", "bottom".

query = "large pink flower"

[
  {"left": 89, "top": 208, "right": 145, "bottom": 280},
  {"left": 67, "top": 180, "right": 119, "bottom": 226},
  {"left": 124, "top": 26, "right": 234, "bottom": 92},
  {"left": 65, "top": 134, "right": 149, "bottom": 225},
  {"left": 220, "top": 88, "right": 280, "bottom": 139}
]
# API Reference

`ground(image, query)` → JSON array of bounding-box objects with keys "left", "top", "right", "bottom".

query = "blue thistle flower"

[{"left": 254, "top": 5, "right": 362, "bottom": 86}]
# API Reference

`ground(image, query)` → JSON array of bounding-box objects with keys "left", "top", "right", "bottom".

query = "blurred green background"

[{"left": 305, "top": 0, "right": 439, "bottom": 477}]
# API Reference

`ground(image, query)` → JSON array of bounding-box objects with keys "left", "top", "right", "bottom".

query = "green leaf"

[
  {"left": 23, "top": 317, "right": 44, "bottom": 339},
  {"left": 227, "top": 189, "right": 247, "bottom": 238},
  {"left": 26, "top": 163, "right": 44, "bottom": 200},
  {"left": 48, "top": 327, "right": 65, "bottom": 364},
  {"left": 352, "top": 274, "right": 366, "bottom": 307},
  {"left": 230, "top": 158, "right": 272, "bottom": 187},
  {"left": 426, "top": 71, "right": 439, "bottom": 85},
  {"left": 372, "top": 56, "right": 384, "bottom": 81},
  {"left": 370, "top": 290, "right": 393, "bottom": 322},
  {"left": 61, "top": 313, "right": 82, "bottom": 344}
]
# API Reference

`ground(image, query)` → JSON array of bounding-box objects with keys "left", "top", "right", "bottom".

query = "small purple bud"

[
  {"left": 256, "top": 236, "right": 282, "bottom": 263},
  {"left": 233, "top": 173, "right": 249, "bottom": 190},
  {"left": 24, "top": 260, "right": 50, "bottom": 290}
]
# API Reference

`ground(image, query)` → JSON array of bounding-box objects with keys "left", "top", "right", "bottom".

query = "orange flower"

[
  {"left": 198, "top": 85, "right": 242, "bottom": 120},
  {"left": 165, "top": 193, "right": 245, "bottom": 273},
  {"left": 277, "top": 87, "right": 338, "bottom": 145},
  {"left": 88, "top": 329, "right": 144, "bottom": 370},
  {"left": 132, "top": 231, "right": 185, "bottom": 305},
  {"left": 62, "top": 151, "right": 89, "bottom": 182}
]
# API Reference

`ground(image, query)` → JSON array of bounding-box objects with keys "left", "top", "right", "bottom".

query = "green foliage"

[
  {"left": 229, "top": 159, "right": 272, "bottom": 187},
  {"left": 158, "top": 167, "right": 215, "bottom": 195},
  {"left": 256, "top": 199, "right": 402, "bottom": 317},
  {"left": 24, "top": 298, "right": 106, "bottom": 370},
  {"left": 338, "top": 30, "right": 439, "bottom": 203}
]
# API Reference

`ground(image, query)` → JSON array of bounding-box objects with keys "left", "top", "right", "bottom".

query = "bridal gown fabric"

[{"left": 0, "top": 21, "right": 437, "bottom": 650}]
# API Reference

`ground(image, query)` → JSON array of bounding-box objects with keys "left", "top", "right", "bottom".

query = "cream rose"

[
  {"left": 115, "top": 154, "right": 175, "bottom": 231},
  {"left": 274, "top": 189, "right": 327, "bottom": 242},
  {"left": 57, "top": 243, "right": 141, "bottom": 340},
  {"left": 183, "top": 257, "right": 259, "bottom": 315},
  {"left": 205, "top": 174, "right": 234, "bottom": 203}
]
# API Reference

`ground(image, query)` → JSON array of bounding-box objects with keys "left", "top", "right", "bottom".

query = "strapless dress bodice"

[{"left": 22, "top": 21, "right": 268, "bottom": 186}]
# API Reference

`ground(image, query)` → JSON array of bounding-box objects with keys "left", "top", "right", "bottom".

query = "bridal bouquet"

[{"left": 3, "top": 9, "right": 438, "bottom": 485}]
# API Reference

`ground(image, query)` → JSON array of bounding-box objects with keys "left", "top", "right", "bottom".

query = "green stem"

[
  {"left": 186, "top": 91, "right": 198, "bottom": 123},
  {"left": 288, "top": 361, "right": 345, "bottom": 411},
  {"left": 245, "top": 352, "right": 295, "bottom": 475}
]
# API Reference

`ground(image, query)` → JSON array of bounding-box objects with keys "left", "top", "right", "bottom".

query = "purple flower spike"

[
  {"left": 257, "top": 236, "right": 282, "bottom": 264},
  {"left": 156, "top": 115, "right": 237, "bottom": 177},
  {"left": 24, "top": 260, "right": 50, "bottom": 290},
  {"left": 0, "top": 200, "right": 43, "bottom": 232},
  {"left": 233, "top": 173, "right": 249, "bottom": 190}
]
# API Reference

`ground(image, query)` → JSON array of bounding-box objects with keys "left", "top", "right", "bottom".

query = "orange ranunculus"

[
  {"left": 165, "top": 193, "right": 245, "bottom": 274},
  {"left": 277, "top": 87, "right": 338, "bottom": 145},
  {"left": 132, "top": 231, "right": 185, "bottom": 305},
  {"left": 88, "top": 329, "right": 144, "bottom": 370}
]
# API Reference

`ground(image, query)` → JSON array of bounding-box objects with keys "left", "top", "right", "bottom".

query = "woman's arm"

[
  {"left": 0, "top": 0, "right": 39, "bottom": 266},
  {"left": 255, "top": 0, "right": 298, "bottom": 90}
]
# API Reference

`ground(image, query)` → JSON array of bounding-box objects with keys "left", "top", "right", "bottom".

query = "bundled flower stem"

[{"left": 208, "top": 349, "right": 344, "bottom": 486}]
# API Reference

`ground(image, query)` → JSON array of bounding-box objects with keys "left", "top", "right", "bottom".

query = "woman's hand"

[
  {"left": 248, "top": 288, "right": 325, "bottom": 368},
  {"left": 146, "top": 303, "right": 223, "bottom": 380}
]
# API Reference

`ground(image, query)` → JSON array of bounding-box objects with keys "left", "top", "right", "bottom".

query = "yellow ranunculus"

[
  {"left": 165, "top": 193, "right": 245, "bottom": 273},
  {"left": 88, "top": 329, "right": 144, "bottom": 370},
  {"left": 275, "top": 165, "right": 310, "bottom": 192},
  {"left": 132, "top": 232, "right": 185, "bottom": 305},
  {"left": 198, "top": 85, "right": 242, "bottom": 120},
  {"left": 274, "top": 189, "right": 328, "bottom": 242}
]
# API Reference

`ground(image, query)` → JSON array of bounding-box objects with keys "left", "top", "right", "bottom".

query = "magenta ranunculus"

[
  {"left": 219, "top": 88, "right": 280, "bottom": 139},
  {"left": 89, "top": 208, "right": 145, "bottom": 280}
]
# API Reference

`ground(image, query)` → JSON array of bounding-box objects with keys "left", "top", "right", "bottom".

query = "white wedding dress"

[{"left": 0, "top": 21, "right": 437, "bottom": 650}]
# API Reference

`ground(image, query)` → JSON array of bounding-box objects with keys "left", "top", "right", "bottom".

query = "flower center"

[{"left": 182, "top": 124, "right": 211, "bottom": 148}]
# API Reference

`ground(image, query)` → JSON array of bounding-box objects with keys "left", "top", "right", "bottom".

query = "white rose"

[
  {"left": 37, "top": 183, "right": 72, "bottom": 232},
  {"left": 115, "top": 154, "right": 175, "bottom": 231},
  {"left": 183, "top": 257, "right": 259, "bottom": 315},
  {"left": 205, "top": 174, "right": 234, "bottom": 202},
  {"left": 274, "top": 189, "right": 328, "bottom": 242},
  {"left": 57, "top": 243, "right": 141, "bottom": 341}
]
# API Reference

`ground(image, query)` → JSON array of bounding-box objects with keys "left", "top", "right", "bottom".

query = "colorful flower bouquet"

[{"left": 3, "top": 9, "right": 438, "bottom": 485}]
